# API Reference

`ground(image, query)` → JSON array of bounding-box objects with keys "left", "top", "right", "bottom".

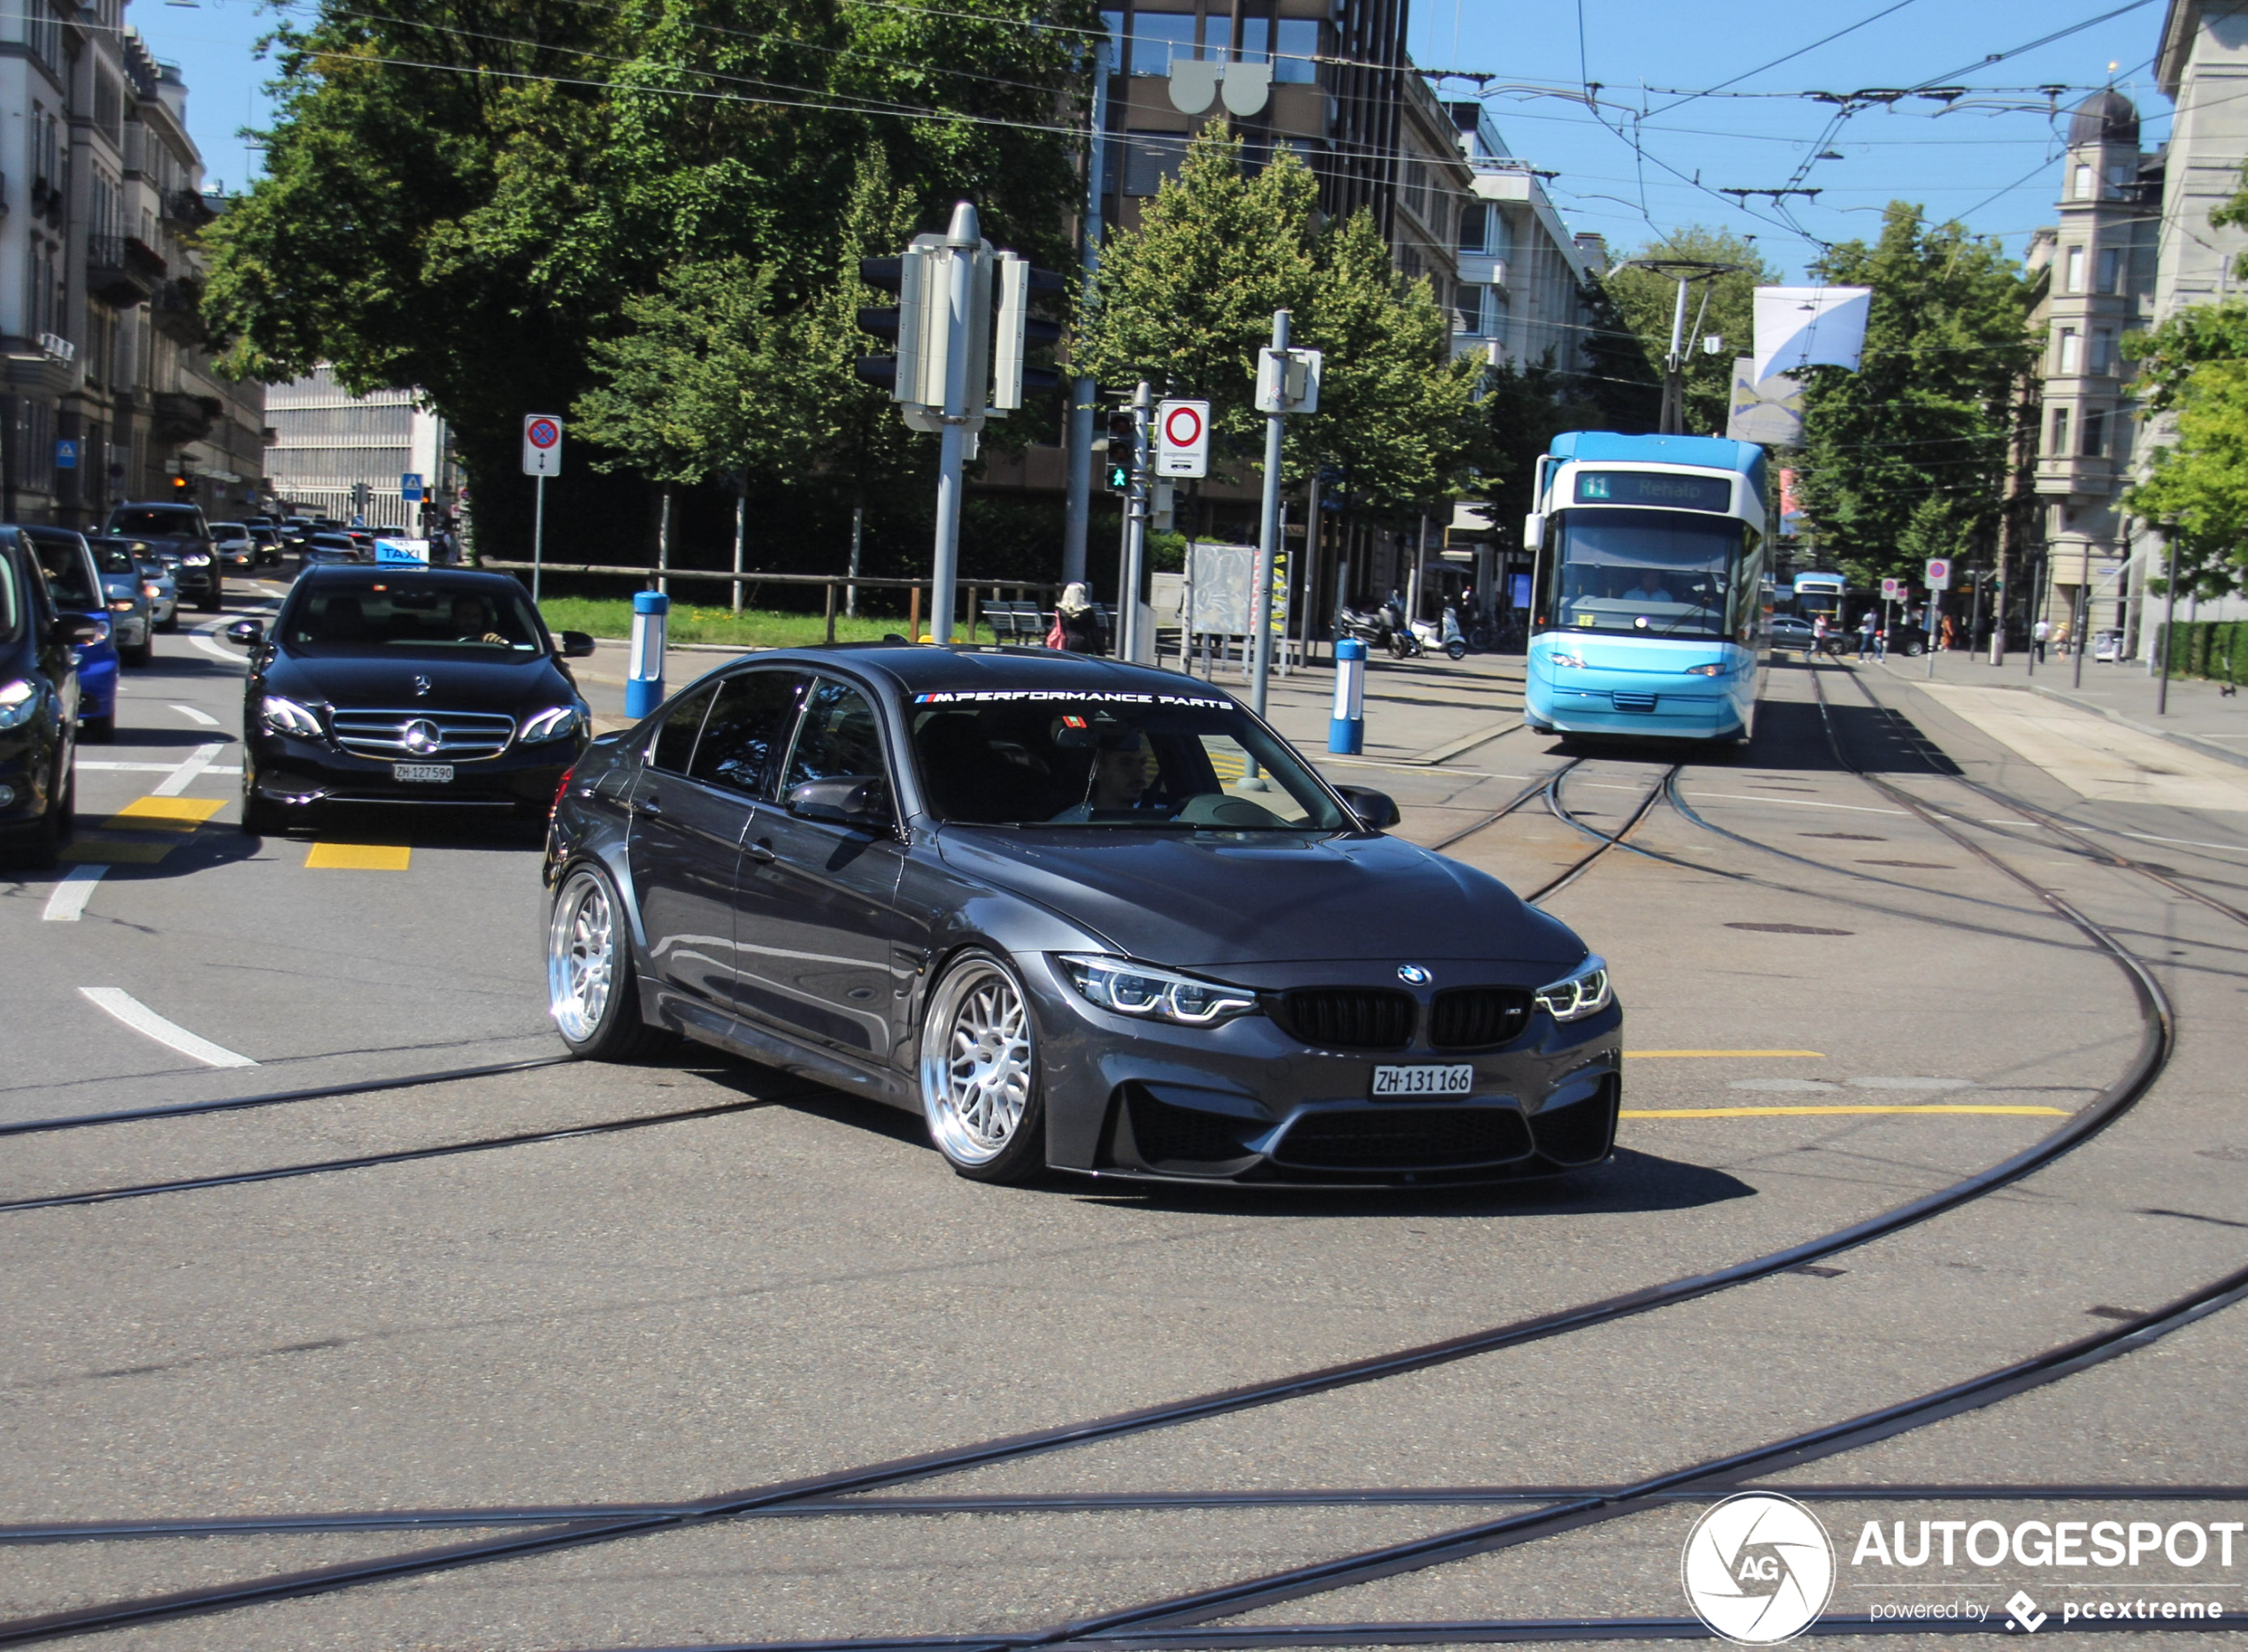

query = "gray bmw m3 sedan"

[{"left": 542, "top": 644, "right": 1620, "bottom": 1187}]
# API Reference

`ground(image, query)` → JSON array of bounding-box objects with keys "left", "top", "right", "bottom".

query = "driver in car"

[
  {"left": 1623, "top": 568, "right": 1674, "bottom": 603},
  {"left": 450, "top": 595, "right": 508, "bottom": 645},
  {"left": 1050, "top": 730, "right": 1154, "bottom": 821}
]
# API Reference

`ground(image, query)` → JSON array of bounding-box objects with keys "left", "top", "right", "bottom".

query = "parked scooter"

[{"left": 1336, "top": 603, "right": 1422, "bottom": 658}]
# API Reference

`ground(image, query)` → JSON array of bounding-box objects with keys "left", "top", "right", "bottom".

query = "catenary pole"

[
  {"left": 2159, "top": 520, "right": 2179, "bottom": 715},
  {"left": 1061, "top": 43, "right": 1108, "bottom": 591},
  {"left": 929, "top": 201, "right": 981, "bottom": 644},
  {"left": 1119, "top": 380, "right": 1151, "bottom": 660},
  {"left": 1251, "top": 309, "right": 1290, "bottom": 727}
]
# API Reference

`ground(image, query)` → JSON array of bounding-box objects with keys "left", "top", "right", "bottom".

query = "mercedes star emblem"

[
  {"left": 402, "top": 719, "right": 442, "bottom": 755},
  {"left": 412, "top": 674, "right": 433, "bottom": 696}
]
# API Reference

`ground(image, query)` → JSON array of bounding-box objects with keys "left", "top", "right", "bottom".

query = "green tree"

[
  {"left": 1790, "top": 203, "right": 2037, "bottom": 582},
  {"left": 202, "top": 0, "right": 1095, "bottom": 557},
  {"left": 2121, "top": 304, "right": 2248, "bottom": 597},
  {"left": 1601, "top": 227, "right": 1778, "bottom": 437}
]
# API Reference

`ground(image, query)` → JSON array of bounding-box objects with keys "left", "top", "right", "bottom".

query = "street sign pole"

[
  {"left": 1923, "top": 557, "right": 1950, "bottom": 682},
  {"left": 532, "top": 475, "right": 546, "bottom": 604},
  {"left": 1251, "top": 309, "right": 1290, "bottom": 730},
  {"left": 1119, "top": 381, "right": 1151, "bottom": 662},
  {"left": 522, "top": 415, "right": 564, "bottom": 605},
  {"left": 1061, "top": 42, "right": 1108, "bottom": 591}
]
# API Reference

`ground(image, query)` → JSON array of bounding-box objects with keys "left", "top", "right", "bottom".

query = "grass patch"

[{"left": 536, "top": 596, "right": 907, "bottom": 649}]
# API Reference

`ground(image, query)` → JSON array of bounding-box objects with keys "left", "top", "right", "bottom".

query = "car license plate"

[
  {"left": 1371, "top": 1064, "right": 1474, "bottom": 1098},
  {"left": 393, "top": 763, "right": 453, "bottom": 783}
]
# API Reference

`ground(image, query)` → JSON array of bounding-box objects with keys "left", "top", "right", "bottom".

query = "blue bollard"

[
  {"left": 625, "top": 589, "right": 669, "bottom": 718},
  {"left": 1329, "top": 636, "right": 1367, "bottom": 754}
]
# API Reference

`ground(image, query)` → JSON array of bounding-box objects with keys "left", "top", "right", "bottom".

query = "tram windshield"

[{"left": 1539, "top": 508, "right": 1756, "bottom": 641}]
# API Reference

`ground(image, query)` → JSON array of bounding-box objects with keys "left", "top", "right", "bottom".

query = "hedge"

[{"left": 2156, "top": 619, "right": 2248, "bottom": 687}]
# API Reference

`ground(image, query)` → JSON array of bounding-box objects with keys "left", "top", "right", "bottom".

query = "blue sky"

[
  {"left": 1410, "top": 0, "right": 2176, "bottom": 277},
  {"left": 142, "top": 0, "right": 2176, "bottom": 274}
]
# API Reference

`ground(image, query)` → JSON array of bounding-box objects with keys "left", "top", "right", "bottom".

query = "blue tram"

[{"left": 1520, "top": 431, "right": 1769, "bottom": 744}]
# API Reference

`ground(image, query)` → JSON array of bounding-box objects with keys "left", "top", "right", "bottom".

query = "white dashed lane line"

[
  {"left": 78, "top": 761, "right": 242, "bottom": 773},
  {"left": 151, "top": 742, "right": 227, "bottom": 798},
  {"left": 78, "top": 987, "right": 257, "bottom": 1069},
  {"left": 42, "top": 865, "right": 106, "bottom": 922},
  {"left": 169, "top": 703, "right": 220, "bottom": 727}
]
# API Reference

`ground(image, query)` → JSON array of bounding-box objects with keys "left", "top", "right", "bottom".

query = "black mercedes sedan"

[
  {"left": 224, "top": 567, "right": 597, "bottom": 834},
  {"left": 542, "top": 646, "right": 1621, "bottom": 1187}
]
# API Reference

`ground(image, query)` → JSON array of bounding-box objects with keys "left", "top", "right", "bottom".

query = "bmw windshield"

[
  {"left": 1541, "top": 509, "right": 1754, "bottom": 641},
  {"left": 909, "top": 691, "right": 1350, "bottom": 832}
]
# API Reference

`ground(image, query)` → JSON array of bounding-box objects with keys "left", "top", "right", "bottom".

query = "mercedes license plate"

[
  {"left": 1371, "top": 1064, "right": 1474, "bottom": 1099},
  {"left": 393, "top": 763, "right": 454, "bottom": 783}
]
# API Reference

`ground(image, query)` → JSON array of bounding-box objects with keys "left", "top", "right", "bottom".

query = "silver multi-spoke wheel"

[
  {"left": 548, "top": 868, "right": 618, "bottom": 1044},
  {"left": 921, "top": 956, "right": 1036, "bottom": 1169}
]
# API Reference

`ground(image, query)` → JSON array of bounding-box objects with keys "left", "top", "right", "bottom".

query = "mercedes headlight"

[
  {"left": 259, "top": 695, "right": 323, "bottom": 738},
  {"left": 0, "top": 679, "right": 36, "bottom": 730},
  {"left": 518, "top": 703, "right": 585, "bottom": 744},
  {"left": 1535, "top": 955, "right": 1613, "bottom": 1022},
  {"left": 181, "top": 553, "right": 211, "bottom": 567},
  {"left": 1059, "top": 954, "right": 1259, "bottom": 1027}
]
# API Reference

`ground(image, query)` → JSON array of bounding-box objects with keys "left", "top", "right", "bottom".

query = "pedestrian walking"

[
  {"left": 1940, "top": 613, "right": 1958, "bottom": 650},
  {"left": 1874, "top": 626, "right": 1888, "bottom": 660},
  {"left": 1856, "top": 610, "right": 1876, "bottom": 659},
  {"left": 2032, "top": 617, "right": 2050, "bottom": 663},
  {"left": 1813, "top": 613, "right": 1830, "bottom": 657},
  {"left": 1051, "top": 581, "right": 1109, "bottom": 655}
]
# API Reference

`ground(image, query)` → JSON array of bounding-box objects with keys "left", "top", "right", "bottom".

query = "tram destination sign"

[{"left": 1573, "top": 470, "right": 1733, "bottom": 512}]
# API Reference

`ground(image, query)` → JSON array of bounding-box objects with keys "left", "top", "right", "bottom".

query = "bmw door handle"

[
  {"left": 635, "top": 796, "right": 664, "bottom": 819},
  {"left": 743, "top": 837, "right": 776, "bottom": 864}
]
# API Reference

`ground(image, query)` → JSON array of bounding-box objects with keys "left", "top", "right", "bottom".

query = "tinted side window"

[
  {"left": 648, "top": 685, "right": 717, "bottom": 774},
  {"left": 29, "top": 536, "right": 97, "bottom": 610},
  {"left": 783, "top": 680, "right": 887, "bottom": 791},
  {"left": 689, "top": 671, "right": 805, "bottom": 798}
]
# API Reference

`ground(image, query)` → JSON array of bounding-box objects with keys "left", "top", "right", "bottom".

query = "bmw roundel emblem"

[{"left": 1397, "top": 964, "right": 1432, "bottom": 986}]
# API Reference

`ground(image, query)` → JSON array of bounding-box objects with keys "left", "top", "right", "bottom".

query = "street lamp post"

[{"left": 2158, "top": 516, "right": 2180, "bottom": 716}]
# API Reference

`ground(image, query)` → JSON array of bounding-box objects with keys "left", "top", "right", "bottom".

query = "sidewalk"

[{"left": 1867, "top": 642, "right": 2248, "bottom": 773}]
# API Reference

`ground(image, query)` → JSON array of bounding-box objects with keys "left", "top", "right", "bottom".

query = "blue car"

[{"left": 22, "top": 526, "right": 119, "bottom": 742}]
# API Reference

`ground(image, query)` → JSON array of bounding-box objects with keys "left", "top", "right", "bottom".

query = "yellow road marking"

[
  {"left": 1623, "top": 1104, "right": 2068, "bottom": 1118},
  {"left": 108, "top": 796, "right": 225, "bottom": 830},
  {"left": 1624, "top": 1049, "right": 1826, "bottom": 1058},
  {"left": 306, "top": 841, "right": 412, "bottom": 871}
]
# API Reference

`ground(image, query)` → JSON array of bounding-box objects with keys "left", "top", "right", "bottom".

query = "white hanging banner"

[{"left": 1752, "top": 287, "right": 1872, "bottom": 384}]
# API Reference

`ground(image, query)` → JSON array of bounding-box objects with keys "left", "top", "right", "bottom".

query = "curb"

[{"left": 1875, "top": 659, "right": 2248, "bottom": 775}]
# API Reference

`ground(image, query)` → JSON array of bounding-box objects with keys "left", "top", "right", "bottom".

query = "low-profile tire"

[
  {"left": 918, "top": 949, "right": 1047, "bottom": 1184},
  {"left": 8, "top": 760, "right": 71, "bottom": 869},
  {"left": 546, "top": 863, "right": 662, "bottom": 1062}
]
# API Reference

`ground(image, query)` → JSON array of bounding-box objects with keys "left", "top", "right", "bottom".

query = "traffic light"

[
  {"left": 169, "top": 473, "right": 189, "bottom": 494},
  {"left": 855, "top": 250, "right": 935, "bottom": 402},
  {"left": 1105, "top": 411, "right": 1136, "bottom": 492},
  {"left": 858, "top": 243, "right": 1066, "bottom": 411}
]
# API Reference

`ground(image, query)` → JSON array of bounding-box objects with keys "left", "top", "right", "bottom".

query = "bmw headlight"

[
  {"left": 0, "top": 678, "right": 36, "bottom": 730},
  {"left": 1059, "top": 954, "right": 1259, "bottom": 1027},
  {"left": 181, "top": 553, "right": 211, "bottom": 567},
  {"left": 259, "top": 695, "right": 323, "bottom": 738},
  {"left": 518, "top": 703, "right": 586, "bottom": 743},
  {"left": 1535, "top": 955, "right": 1613, "bottom": 1022}
]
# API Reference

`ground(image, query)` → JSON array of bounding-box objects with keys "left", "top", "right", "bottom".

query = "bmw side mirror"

[
  {"left": 223, "top": 619, "right": 266, "bottom": 647},
  {"left": 1335, "top": 785, "right": 1400, "bottom": 832},
  {"left": 787, "top": 776, "right": 888, "bottom": 829},
  {"left": 558, "top": 630, "right": 597, "bottom": 658}
]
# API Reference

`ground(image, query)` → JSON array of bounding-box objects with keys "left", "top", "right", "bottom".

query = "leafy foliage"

[
  {"left": 2122, "top": 306, "right": 2248, "bottom": 598},
  {"left": 1789, "top": 204, "right": 2037, "bottom": 582}
]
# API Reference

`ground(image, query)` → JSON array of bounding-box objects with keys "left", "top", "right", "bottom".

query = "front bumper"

[
  {"left": 246, "top": 726, "right": 583, "bottom": 811},
  {"left": 1025, "top": 956, "right": 1622, "bottom": 1187}
]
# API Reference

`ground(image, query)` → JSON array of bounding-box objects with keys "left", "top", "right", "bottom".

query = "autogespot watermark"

[{"left": 1682, "top": 1505, "right": 2243, "bottom": 1642}]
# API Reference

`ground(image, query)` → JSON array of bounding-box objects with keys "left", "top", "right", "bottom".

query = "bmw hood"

[
  {"left": 936, "top": 828, "right": 1584, "bottom": 970},
  {"left": 266, "top": 651, "right": 576, "bottom": 711}
]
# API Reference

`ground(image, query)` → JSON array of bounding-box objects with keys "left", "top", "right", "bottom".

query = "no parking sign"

[
  {"left": 522, "top": 415, "right": 564, "bottom": 477},
  {"left": 1156, "top": 399, "right": 1209, "bottom": 478}
]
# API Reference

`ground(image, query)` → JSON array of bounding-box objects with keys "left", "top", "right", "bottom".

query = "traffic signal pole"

[
  {"left": 1061, "top": 43, "right": 1108, "bottom": 592},
  {"left": 1118, "top": 380, "right": 1151, "bottom": 661},
  {"left": 928, "top": 202, "right": 982, "bottom": 644},
  {"left": 1250, "top": 309, "right": 1289, "bottom": 723}
]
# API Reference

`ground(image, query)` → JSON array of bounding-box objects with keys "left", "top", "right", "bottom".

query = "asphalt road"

[{"left": 2, "top": 588, "right": 2245, "bottom": 1650}]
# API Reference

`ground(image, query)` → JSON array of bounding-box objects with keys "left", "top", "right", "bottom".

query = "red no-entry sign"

[{"left": 1156, "top": 399, "right": 1209, "bottom": 478}]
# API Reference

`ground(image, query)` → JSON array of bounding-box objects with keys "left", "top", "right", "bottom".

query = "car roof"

[
  {"left": 113, "top": 501, "right": 200, "bottom": 511},
  {"left": 293, "top": 565, "right": 525, "bottom": 592},
  {"left": 745, "top": 642, "right": 1244, "bottom": 704}
]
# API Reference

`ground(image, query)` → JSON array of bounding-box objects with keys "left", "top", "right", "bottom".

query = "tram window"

[{"left": 1539, "top": 507, "right": 1746, "bottom": 640}]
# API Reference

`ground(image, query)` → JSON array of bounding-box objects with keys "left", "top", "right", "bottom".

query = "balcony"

[
  {"left": 159, "top": 187, "right": 215, "bottom": 230},
  {"left": 150, "top": 275, "right": 204, "bottom": 344},
  {"left": 2035, "top": 455, "right": 2121, "bottom": 499},
  {"left": 152, "top": 389, "right": 221, "bottom": 443},
  {"left": 86, "top": 234, "right": 166, "bottom": 306}
]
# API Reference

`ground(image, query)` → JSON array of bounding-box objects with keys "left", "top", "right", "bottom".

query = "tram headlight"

[
  {"left": 1685, "top": 662, "right": 1726, "bottom": 677},
  {"left": 1547, "top": 651, "right": 1586, "bottom": 669}
]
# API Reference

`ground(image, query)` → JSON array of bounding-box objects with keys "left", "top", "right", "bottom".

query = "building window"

[
  {"left": 2073, "top": 163, "right": 2094, "bottom": 200},
  {"left": 23, "top": 1, "right": 58, "bottom": 72},
  {"left": 1126, "top": 7, "right": 1194, "bottom": 75},
  {"left": 2097, "top": 246, "right": 2121, "bottom": 293},
  {"left": 2092, "top": 327, "right": 2116, "bottom": 375},
  {"left": 1456, "top": 283, "right": 1490, "bottom": 334},
  {"left": 2080, "top": 408, "right": 2106, "bottom": 458},
  {"left": 1273, "top": 17, "right": 1319, "bottom": 81},
  {"left": 2058, "top": 327, "right": 2082, "bottom": 374},
  {"left": 1458, "top": 200, "right": 1488, "bottom": 255},
  {"left": 2049, "top": 405, "right": 2070, "bottom": 456},
  {"left": 1118, "top": 131, "right": 1187, "bottom": 197},
  {"left": 2066, "top": 246, "right": 2085, "bottom": 292}
]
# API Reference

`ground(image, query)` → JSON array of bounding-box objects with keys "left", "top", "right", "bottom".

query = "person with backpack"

[{"left": 1049, "top": 582, "right": 1108, "bottom": 655}]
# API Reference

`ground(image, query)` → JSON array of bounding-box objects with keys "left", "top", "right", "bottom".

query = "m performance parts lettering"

[{"left": 911, "top": 690, "right": 1230, "bottom": 709}]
